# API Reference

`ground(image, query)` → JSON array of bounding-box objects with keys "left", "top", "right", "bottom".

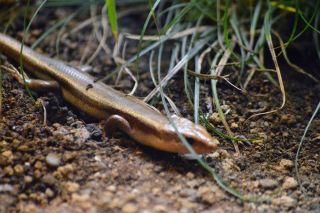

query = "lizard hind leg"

[{"left": 104, "top": 115, "right": 132, "bottom": 138}]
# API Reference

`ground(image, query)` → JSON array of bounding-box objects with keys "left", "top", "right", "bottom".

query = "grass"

[{"left": 0, "top": 0, "right": 319, "bottom": 202}]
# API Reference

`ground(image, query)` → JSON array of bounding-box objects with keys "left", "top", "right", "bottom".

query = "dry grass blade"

[
  {"left": 144, "top": 37, "right": 210, "bottom": 102},
  {"left": 273, "top": 31, "right": 320, "bottom": 83},
  {"left": 124, "top": 26, "right": 211, "bottom": 41},
  {"left": 210, "top": 44, "right": 240, "bottom": 154},
  {"left": 295, "top": 102, "right": 320, "bottom": 193},
  {"left": 247, "top": 33, "right": 286, "bottom": 120},
  {"left": 85, "top": 6, "right": 111, "bottom": 65},
  {"left": 194, "top": 45, "right": 213, "bottom": 123}
]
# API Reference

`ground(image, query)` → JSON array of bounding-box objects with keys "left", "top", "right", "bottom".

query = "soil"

[{"left": 0, "top": 7, "right": 320, "bottom": 213}]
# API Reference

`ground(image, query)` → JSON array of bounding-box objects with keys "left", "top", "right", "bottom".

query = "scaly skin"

[{"left": 0, "top": 33, "right": 219, "bottom": 154}]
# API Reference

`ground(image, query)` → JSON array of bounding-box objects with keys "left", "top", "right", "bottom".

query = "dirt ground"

[{"left": 0, "top": 7, "right": 320, "bottom": 213}]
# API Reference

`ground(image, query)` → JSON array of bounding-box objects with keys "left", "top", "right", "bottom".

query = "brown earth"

[{"left": 0, "top": 7, "right": 319, "bottom": 213}]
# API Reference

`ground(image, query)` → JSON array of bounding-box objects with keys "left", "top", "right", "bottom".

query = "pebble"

[
  {"left": 21, "top": 204, "right": 38, "bottom": 213},
  {"left": 274, "top": 159, "right": 294, "bottom": 172},
  {"left": 282, "top": 177, "right": 298, "bottom": 190},
  {"left": 280, "top": 114, "right": 297, "bottom": 125},
  {"left": 34, "top": 170, "right": 42, "bottom": 179},
  {"left": 71, "top": 127, "right": 90, "bottom": 143},
  {"left": 153, "top": 205, "right": 167, "bottom": 212},
  {"left": 17, "top": 145, "right": 29, "bottom": 152},
  {"left": 209, "top": 112, "right": 221, "bottom": 124},
  {"left": 230, "top": 122, "right": 239, "bottom": 129},
  {"left": 64, "top": 182, "right": 80, "bottom": 193},
  {"left": 257, "top": 204, "right": 269, "bottom": 212},
  {"left": 45, "top": 188, "right": 54, "bottom": 198},
  {"left": 71, "top": 193, "right": 93, "bottom": 210},
  {"left": 0, "top": 150, "right": 13, "bottom": 165},
  {"left": 0, "top": 184, "right": 15, "bottom": 193},
  {"left": 249, "top": 121, "right": 256, "bottom": 128},
  {"left": 14, "top": 164, "right": 24, "bottom": 174},
  {"left": 86, "top": 124, "right": 103, "bottom": 141},
  {"left": 186, "top": 172, "right": 195, "bottom": 179},
  {"left": 34, "top": 161, "right": 43, "bottom": 169},
  {"left": 259, "top": 178, "right": 278, "bottom": 189},
  {"left": 24, "top": 176, "right": 33, "bottom": 183},
  {"left": 279, "top": 159, "right": 294, "bottom": 169},
  {"left": 109, "top": 198, "right": 122, "bottom": 208},
  {"left": 272, "top": 196, "right": 296, "bottom": 208},
  {"left": 42, "top": 174, "right": 57, "bottom": 186},
  {"left": 107, "top": 185, "right": 117, "bottom": 192},
  {"left": 282, "top": 131, "right": 289, "bottom": 137},
  {"left": 4, "top": 166, "right": 14, "bottom": 176},
  {"left": 122, "top": 203, "right": 138, "bottom": 213},
  {"left": 46, "top": 153, "right": 61, "bottom": 167},
  {"left": 2, "top": 150, "right": 13, "bottom": 159},
  {"left": 55, "top": 164, "right": 74, "bottom": 178}
]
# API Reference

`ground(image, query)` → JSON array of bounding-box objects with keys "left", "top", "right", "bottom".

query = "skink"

[{"left": 0, "top": 33, "right": 219, "bottom": 154}]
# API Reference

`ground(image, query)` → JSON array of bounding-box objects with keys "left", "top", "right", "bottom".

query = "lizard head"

[
  {"left": 104, "top": 114, "right": 218, "bottom": 154},
  {"left": 163, "top": 115, "right": 219, "bottom": 154}
]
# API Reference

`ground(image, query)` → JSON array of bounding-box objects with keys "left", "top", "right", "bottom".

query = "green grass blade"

[
  {"left": 295, "top": 101, "right": 320, "bottom": 192},
  {"left": 105, "top": 0, "right": 118, "bottom": 39}
]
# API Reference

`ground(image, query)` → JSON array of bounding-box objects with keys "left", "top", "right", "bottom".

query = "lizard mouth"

[{"left": 178, "top": 136, "right": 218, "bottom": 154}]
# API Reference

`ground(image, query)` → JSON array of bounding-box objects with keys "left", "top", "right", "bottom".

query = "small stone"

[
  {"left": 282, "top": 132, "right": 289, "bottom": 137},
  {"left": 45, "top": 188, "right": 54, "bottom": 198},
  {"left": 55, "top": 164, "right": 74, "bottom": 178},
  {"left": 152, "top": 188, "right": 161, "bottom": 195},
  {"left": 71, "top": 127, "right": 90, "bottom": 143},
  {"left": 279, "top": 159, "right": 294, "bottom": 169},
  {"left": 24, "top": 176, "right": 33, "bottom": 183},
  {"left": 46, "top": 153, "right": 61, "bottom": 168},
  {"left": 107, "top": 185, "right": 116, "bottom": 192},
  {"left": 42, "top": 174, "right": 57, "bottom": 186},
  {"left": 34, "top": 161, "right": 43, "bottom": 170},
  {"left": 22, "top": 204, "right": 38, "bottom": 212},
  {"left": 62, "top": 152, "right": 77, "bottom": 162},
  {"left": 220, "top": 104, "right": 230, "bottom": 111},
  {"left": 209, "top": 112, "right": 221, "bottom": 124},
  {"left": 230, "top": 122, "right": 239, "bottom": 129},
  {"left": 198, "top": 186, "right": 217, "bottom": 204},
  {"left": 71, "top": 193, "right": 93, "bottom": 210},
  {"left": 122, "top": 203, "right": 138, "bottom": 213},
  {"left": 0, "top": 184, "right": 15, "bottom": 193},
  {"left": 109, "top": 198, "right": 122, "bottom": 208},
  {"left": 17, "top": 145, "right": 29, "bottom": 152},
  {"left": 180, "top": 188, "right": 196, "bottom": 198},
  {"left": 186, "top": 172, "right": 195, "bottom": 179},
  {"left": 154, "top": 205, "right": 167, "bottom": 212},
  {"left": 14, "top": 164, "right": 24, "bottom": 174},
  {"left": 0, "top": 150, "right": 13, "bottom": 165},
  {"left": 64, "top": 182, "right": 80, "bottom": 193},
  {"left": 259, "top": 178, "right": 278, "bottom": 189},
  {"left": 272, "top": 196, "right": 296, "bottom": 208},
  {"left": 71, "top": 193, "right": 90, "bottom": 203},
  {"left": 257, "top": 204, "right": 269, "bottom": 212},
  {"left": 249, "top": 122, "right": 256, "bottom": 128},
  {"left": 282, "top": 177, "right": 298, "bottom": 190},
  {"left": 2, "top": 150, "right": 13, "bottom": 159},
  {"left": 4, "top": 166, "right": 14, "bottom": 176},
  {"left": 19, "top": 193, "right": 28, "bottom": 200},
  {"left": 280, "top": 114, "right": 297, "bottom": 125},
  {"left": 34, "top": 169, "right": 42, "bottom": 179}
]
